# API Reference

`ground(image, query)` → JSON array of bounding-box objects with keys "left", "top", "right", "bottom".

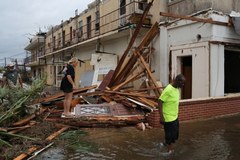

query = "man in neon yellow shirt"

[{"left": 158, "top": 74, "right": 185, "bottom": 155}]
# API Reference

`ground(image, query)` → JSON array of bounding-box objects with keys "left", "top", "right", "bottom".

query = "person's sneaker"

[
  {"left": 160, "top": 142, "right": 166, "bottom": 147},
  {"left": 157, "top": 142, "right": 166, "bottom": 149},
  {"left": 61, "top": 113, "right": 71, "bottom": 118},
  {"left": 160, "top": 150, "right": 174, "bottom": 157},
  {"left": 69, "top": 112, "right": 75, "bottom": 116},
  {"left": 61, "top": 114, "right": 66, "bottom": 118}
]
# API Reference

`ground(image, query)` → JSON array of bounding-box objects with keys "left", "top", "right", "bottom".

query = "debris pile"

[{"left": 40, "top": 4, "right": 162, "bottom": 127}]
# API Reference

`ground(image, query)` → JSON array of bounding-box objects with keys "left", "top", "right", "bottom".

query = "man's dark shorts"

[{"left": 164, "top": 118, "right": 179, "bottom": 145}]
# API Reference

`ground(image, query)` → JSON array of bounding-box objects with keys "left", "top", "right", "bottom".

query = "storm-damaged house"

[
  {"left": 159, "top": 0, "right": 240, "bottom": 99},
  {"left": 24, "top": 0, "right": 240, "bottom": 125},
  {"left": 156, "top": 0, "right": 240, "bottom": 121}
]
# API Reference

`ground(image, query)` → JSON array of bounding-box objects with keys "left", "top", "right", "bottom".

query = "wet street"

[{"left": 36, "top": 114, "right": 240, "bottom": 160}]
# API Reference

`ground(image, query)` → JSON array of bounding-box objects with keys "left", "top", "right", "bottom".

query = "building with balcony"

[
  {"left": 24, "top": 32, "right": 46, "bottom": 79},
  {"left": 25, "top": 0, "right": 240, "bottom": 100},
  {"left": 25, "top": 0, "right": 165, "bottom": 87}
]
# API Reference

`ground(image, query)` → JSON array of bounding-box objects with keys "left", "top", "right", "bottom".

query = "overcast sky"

[{"left": 0, "top": 0, "right": 93, "bottom": 65}]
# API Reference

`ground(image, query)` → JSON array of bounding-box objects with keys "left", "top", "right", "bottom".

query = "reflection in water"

[{"left": 36, "top": 114, "right": 240, "bottom": 160}]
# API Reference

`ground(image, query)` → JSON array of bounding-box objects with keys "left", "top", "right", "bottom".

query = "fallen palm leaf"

[
  {"left": 0, "top": 131, "right": 37, "bottom": 141},
  {"left": 0, "top": 137, "right": 12, "bottom": 147}
]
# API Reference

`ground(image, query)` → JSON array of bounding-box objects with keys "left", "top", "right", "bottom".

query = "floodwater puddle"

[{"left": 35, "top": 114, "right": 240, "bottom": 160}]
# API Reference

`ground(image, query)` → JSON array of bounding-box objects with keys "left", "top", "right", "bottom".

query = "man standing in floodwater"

[{"left": 158, "top": 74, "right": 186, "bottom": 156}]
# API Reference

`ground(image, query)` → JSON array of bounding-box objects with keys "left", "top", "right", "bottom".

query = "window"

[
  {"left": 138, "top": 0, "right": 147, "bottom": 10},
  {"left": 78, "top": 20, "right": 83, "bottom": 37},
  {"left": 58, "top": 33, "right": 61, "bottom": 47},
  {"left": 120, "top": 0, "right": 126, "bottom": 15},
  {"left": 70, "top": 27, "right": 73, "bottom": 41},
  {"left": 95, "top": 11, "right": 100, "bottom": 31}
]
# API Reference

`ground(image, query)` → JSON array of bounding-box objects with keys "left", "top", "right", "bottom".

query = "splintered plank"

[
  {"left": 132, "top": 96, "right": 158, "bottom": 108},
  {"left": 110, "top": 19, "right": 159, "bottom": 88},
  {"left": 13, "top": 108, "right": 47, "bottom": 126},
  {"left": 41, "top": 85, "right": 97, "bottom": 102},
  {"left": 112, "top": 69, "right": 145, "bottom": 91},
  {"left": 104, "top": 90, "right": 157, "bottom": 99},
  {"left": 137, "top": 22, "right": 159, "bottom": 51},
  {"left": 160, "top": 12, "right": 231, "bottom": 26},
  {"left": 101, "top": 95, "right": 112, "bottom": 103},
  {"left": 98, "top": 70, "right": 114, "bottom": 91},
  {"left": 134, "top": 50, "right": 161, "bottom": 96},
  {"left": 9, "top": 121, "right": 37, "bottom": 134},
  {"left": 112, "top": 95, "right": 137, "bottom": 108},
  {"left": 45, "top": 126, "right": 69, "bottom": 141}
]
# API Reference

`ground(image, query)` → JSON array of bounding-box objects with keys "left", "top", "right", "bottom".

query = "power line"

[{"left": 9, "top": 52, "right": 26, "bottom": 58}]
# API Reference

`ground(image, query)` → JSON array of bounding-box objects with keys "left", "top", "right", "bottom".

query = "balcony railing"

[{"left": 45, "top": 1, "right": 151, "bottom": 54}]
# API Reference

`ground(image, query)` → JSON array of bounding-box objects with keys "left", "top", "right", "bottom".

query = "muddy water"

[{"left": 36, "top": 114, "right": 240, "bottom": 160}]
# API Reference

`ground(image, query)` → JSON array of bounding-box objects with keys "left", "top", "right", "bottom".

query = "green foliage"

[
  {"left": 0, "top": 76, "right": 46, "bottom": 126},
  {"left": 0, "top": 77, "right": 46, "bottom": 148},
  {"left": 0, "top": 131, "right": 37, "bottom": 147},
  {"left": 0, "top": 86, "right": 8, "bottom": 99},
  {"left": 0, "top": 137, "right": 12, "bottom": 147}
]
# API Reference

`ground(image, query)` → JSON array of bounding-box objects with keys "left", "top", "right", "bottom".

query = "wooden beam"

[
  {"left": 134, "top": 51, "right": 161, "bottom": 96},
  {"left": 101, "top": 95, "right": 112, "bottom": 103},
  {"left": 108, "top": 0, "right": 154, "bottom": 87},
  {"left": 46, "top": 126, "right": 69, "bottom": 141},
  {"left": 120, "top": 86, "right": 164, "bottom": 93},
  {"left": 104, "top": 90, "right": 157, "bottom": 99},
  {"left": 137, "top": 22, "right": 159, "bottom": 50},
  {"left": 112, "top": 69, "right": 145, "bottom": 91},
  {"left": 160, "top": 12, "right": 231, "bottom": 26},
  {"left": 41, "top": 85, "right": 97, "bottom": 102},
  {"left": 9, "top": 122, "right": 37, "bottom": 134},
  {"left": 112, "top": 22, "right": 159, "bottom": 86},
  {"left": 12, "top": 108, "right": 47, "bottom": 126}
]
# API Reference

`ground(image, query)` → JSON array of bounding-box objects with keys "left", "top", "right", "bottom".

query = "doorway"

[
  {"left": 224, "top": 49, "right": 240, "bottom": 93},
  {"left": 181, "top": 56, "right": 192, "bottom": 99}
]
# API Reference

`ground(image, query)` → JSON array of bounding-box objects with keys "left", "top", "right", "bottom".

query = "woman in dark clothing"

[{"left": 60, "top": 57, "right": 78, "bottom": 117}]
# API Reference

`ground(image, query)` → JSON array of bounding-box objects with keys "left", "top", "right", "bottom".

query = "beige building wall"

[
  {"left": 150, "top": 0, "right": 167, "bottom": 23},
  {"left": 168, "top": 0, "right": 240, "bottom": 15}
]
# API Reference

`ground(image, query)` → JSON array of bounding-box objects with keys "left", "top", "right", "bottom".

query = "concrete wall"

[
  {"left": 209, "top": 44, "right": 224, "bottom": 97},
  {"left": 159, "top": 12, "right": 240, "bottom": 98},
  {"left": 168, "top": 0, "right": 240, "bottom": 15}
]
